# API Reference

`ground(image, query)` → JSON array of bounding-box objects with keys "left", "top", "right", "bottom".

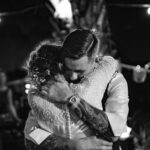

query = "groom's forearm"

[{"left": 67, "top": 96, "right": 114, "bottom": 142}]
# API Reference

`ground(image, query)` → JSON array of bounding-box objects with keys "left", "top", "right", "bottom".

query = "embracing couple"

[{"left": 24, "top": 29, "right": 129, "bottom": 150}]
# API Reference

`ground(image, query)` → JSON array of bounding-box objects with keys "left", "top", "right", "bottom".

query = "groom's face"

[{"left": 62, "top": 55, "right": 94, "bottom": 84}]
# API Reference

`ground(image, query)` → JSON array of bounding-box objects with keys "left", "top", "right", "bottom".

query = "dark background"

[{"left": 107, "top": 0, "right": 150, "bottom": 65}]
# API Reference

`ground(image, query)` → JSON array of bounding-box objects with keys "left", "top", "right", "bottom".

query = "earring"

[{"left": 95, "top": 55, "right": 103, "bottom": 63}]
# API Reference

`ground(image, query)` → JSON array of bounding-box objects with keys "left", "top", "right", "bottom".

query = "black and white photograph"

[{"left": 0, "top": 0, "right": 150, "bottom": 150}]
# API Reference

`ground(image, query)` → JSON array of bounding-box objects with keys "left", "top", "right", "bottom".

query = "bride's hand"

[{"left": 46, "top": 78, "right": 73, "bottom": 103}]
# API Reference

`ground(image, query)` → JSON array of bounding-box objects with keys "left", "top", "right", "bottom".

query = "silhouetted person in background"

[
  {"left": 0, "top": 69, "right": 22, "bottom": 123},
  {"left": 0, "top": 68, "right": 22, "bottom": 150}
]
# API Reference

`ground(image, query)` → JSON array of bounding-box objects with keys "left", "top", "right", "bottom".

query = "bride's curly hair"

[{"left": 25, "top": 41, "right": 61, "bottom": 87}]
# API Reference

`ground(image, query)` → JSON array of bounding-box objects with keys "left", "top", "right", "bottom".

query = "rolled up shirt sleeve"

[{"left": 105, "top": 72, "right": 129, "bottom": 136}]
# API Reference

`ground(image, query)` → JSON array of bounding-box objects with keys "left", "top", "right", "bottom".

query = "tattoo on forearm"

[{"left": 68, "top": 97, "right": 114, "bottom": 142}]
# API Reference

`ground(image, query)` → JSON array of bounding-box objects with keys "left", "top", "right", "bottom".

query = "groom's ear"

[
  {"left": 58, "top": 63, "right": 65, "bottom": 74},
  {"left": 58, "top": 63, "right": 63, "bottom": 70}
]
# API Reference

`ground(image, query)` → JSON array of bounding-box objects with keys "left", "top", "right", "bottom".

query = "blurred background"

[{"left": 0, "top": 0, "right": 150, "bottom": 149}]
